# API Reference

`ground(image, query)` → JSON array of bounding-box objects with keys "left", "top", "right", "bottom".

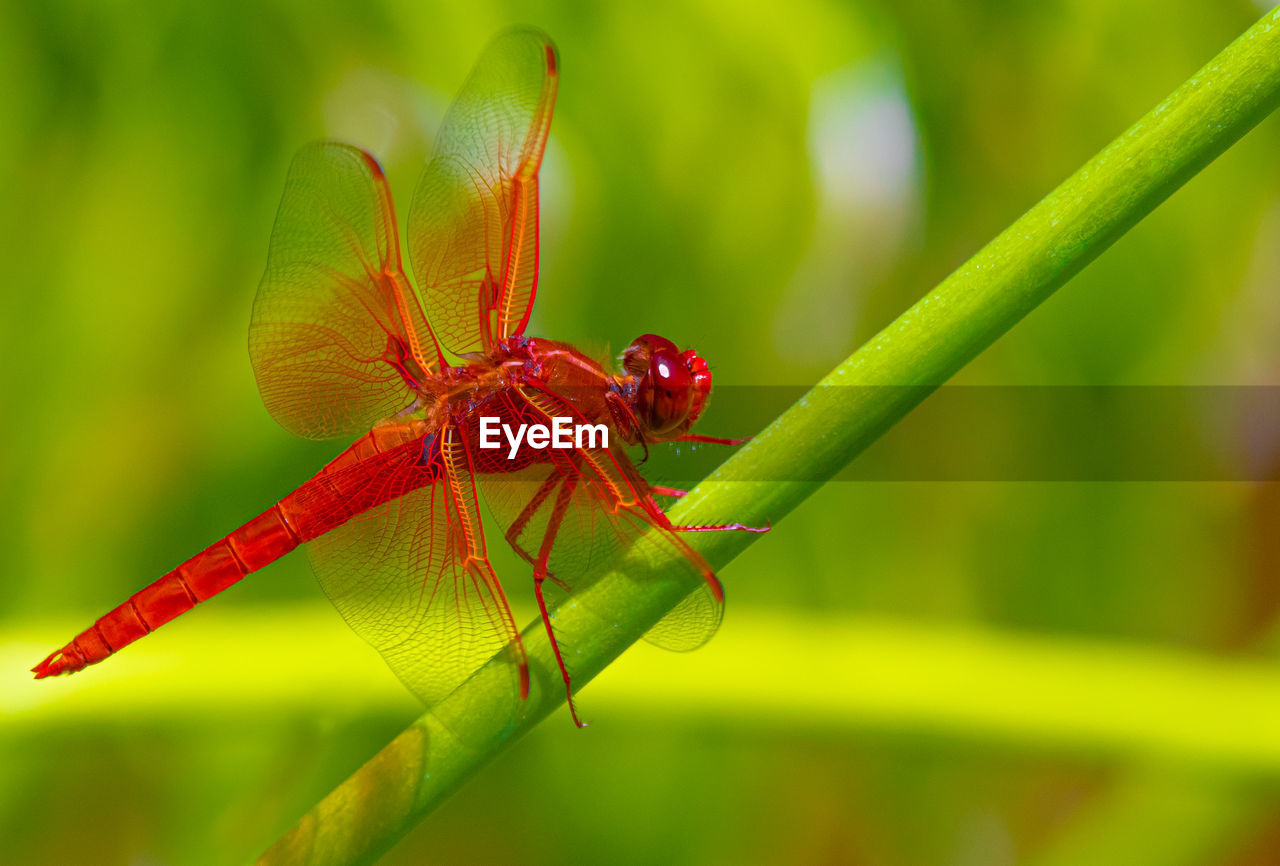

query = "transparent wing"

[
  {"left": 289, "top": 425, "right": 526, "bottom": 712},
  {"left": 475, "top": 386, "right": 723, "bottom": 663},
  {"left": 250, "top": 142, "right": 441, "bottom": 440},
  {"left": 407, "top": 27, "right": 558, "bottom": 357}
]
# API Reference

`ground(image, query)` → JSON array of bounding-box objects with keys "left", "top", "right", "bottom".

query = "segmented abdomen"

[{"left": 32, "top": 422, "right": 427, "bottom": 679}]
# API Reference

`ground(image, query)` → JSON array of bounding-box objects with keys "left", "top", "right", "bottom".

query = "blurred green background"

[{"left": 4, "top": 1, "right": 1280, "bottom": 864}]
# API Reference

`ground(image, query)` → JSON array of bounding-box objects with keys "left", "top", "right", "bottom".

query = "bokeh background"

[{"left": 4, "top": 1, "right": 1280, "bottom": 864}]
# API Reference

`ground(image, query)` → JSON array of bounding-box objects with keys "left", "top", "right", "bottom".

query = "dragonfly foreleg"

[{"left": 673, "top": 433, "right": 751, "bottom": 446}]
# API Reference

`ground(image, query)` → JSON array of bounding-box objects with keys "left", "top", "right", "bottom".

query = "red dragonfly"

[{"left": 33, "top": 28, "right": 763, "bottom": 727}]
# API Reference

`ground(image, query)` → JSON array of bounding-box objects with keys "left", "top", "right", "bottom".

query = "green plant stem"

[{"left": 259, "top": 8, "right": 1280, "bottom": 865}]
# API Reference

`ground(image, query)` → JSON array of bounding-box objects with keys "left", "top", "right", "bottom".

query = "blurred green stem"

[{"left": 260, "top": 8, "right": 1280, "bottom": 865}]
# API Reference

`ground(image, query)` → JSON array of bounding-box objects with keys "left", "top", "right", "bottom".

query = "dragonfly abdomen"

[
  {"left": 32, "top": 424, "right": 426, "bottom": 679},
  {"left": 31, "top": 504, "right": 303, "bottom": 679}
]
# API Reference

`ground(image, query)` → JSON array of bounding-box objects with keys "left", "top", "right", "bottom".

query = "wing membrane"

[
  {"left": 290, "top": 425, "right": 526, "bottom": 712},
  {"left": 250, "top": 142, "right": 440, "bottom": 440},
  {"left": 408, "top": 27, "right": 558, "bottom": 357}
]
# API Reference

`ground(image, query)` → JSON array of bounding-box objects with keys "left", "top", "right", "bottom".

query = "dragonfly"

[{"left": 32, "top": 27, "right": 764, "bottom": 727}]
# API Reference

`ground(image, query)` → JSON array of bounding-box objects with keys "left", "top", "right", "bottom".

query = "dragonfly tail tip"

[{"left": 31, "top": 650, "right": 68, "bottom": 679}]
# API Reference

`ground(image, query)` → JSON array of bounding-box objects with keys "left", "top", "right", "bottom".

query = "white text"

[{"left": 478, "top": 416, "right": 609, "bottom": 459}]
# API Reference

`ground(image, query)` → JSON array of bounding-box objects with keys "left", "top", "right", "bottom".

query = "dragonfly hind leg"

[
  {"left": 647, "top": 487, "right": 769, "bottom": 534},
  {"left": 529, "top": 475, "right": 588, "bottom": 728},
  {"left": 505, "top": 474, "right": 571, "bottom": 593},
  {"left": 672, "top": 521, "right": 770, "bottom": 533}
]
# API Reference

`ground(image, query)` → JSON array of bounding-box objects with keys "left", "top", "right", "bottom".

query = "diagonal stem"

[{"left": 258, "top": 7, "right": 1280, "bottom": 865}]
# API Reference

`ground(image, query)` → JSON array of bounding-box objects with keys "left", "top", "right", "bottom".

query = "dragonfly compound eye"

[
  {"left": 621, "top": 333, "right": 679, "bottom": 377},
  {"left": 639, "top": 347, "right": 695, "bottom": 435}
]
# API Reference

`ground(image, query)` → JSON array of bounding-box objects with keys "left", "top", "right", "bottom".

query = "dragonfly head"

[{"left": 620, "top": 334, "right": 712, "bottom": 440}]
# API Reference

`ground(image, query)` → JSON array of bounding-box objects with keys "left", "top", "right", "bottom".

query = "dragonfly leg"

[
  {"left": 532, "top": 475, "right": 587, "bottom": 728},
  {"left": 605, "top": 390, "right": 649, "bottom": 459},
  {"left": 674, "top": 433, "right": 752, "bottom": 446},
  {"left": 644, "top": 485, "right": 767, "bottom": 533},
  {"left": 505, "top": 473, "right": 572, "bottom": 593},
  {"left": 638, "top": 484, "right": 770, "bottom": 537},
  {"left": 505, "top": 473, "right": 560, "bottom": 568},
  {"left": 672, "top": 521, "right": 770, "bottom": 533}
]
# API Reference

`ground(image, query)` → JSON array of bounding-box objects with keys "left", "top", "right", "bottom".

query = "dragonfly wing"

[
  {"left": 250, "top": 142, "right": 441, "bottom": 440},
  {"left": 476, "top": 386, "right": 723, "bottom": 666},
  {"left": 408, "top": 28, "right": 558, "bottom": 357},
  {"left": 638, "top": 566, "right": 724, "bottom": 652},
  {"left": 292, "top": 424, "right": 527, "bottom": 713}
]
